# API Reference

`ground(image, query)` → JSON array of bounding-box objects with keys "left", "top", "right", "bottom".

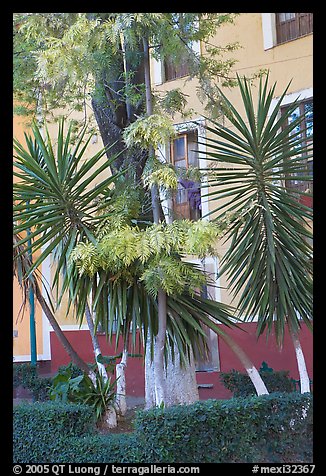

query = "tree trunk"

[
  {"left": 115, "top": 345, "right": 128, "bottom": 416},
  {"left": 145, "top": 342, "right": 199, "bottom": 409},
  {"left": 219, "top": 330, "right": 269, "bottom": 395},
  {"left": 142, "top": 35, "right": 169, "bottom": 407},
  {"left": 144, "top": 332, "right": 157, "bottom": 409},
  {"left": 85, "top": 301, "right": 119, "bottom": 427},
  {"left": 164, "top": 346, "right": 199, "bottom": 407},
  {"left": 291, "top": 331, "right": 310, "bottom": 393},
  {"left": 85, "top": 302, "right": 108, "bottom": 381},
  {"left": 101, "top": 407, "right": 118, "bottom": 429}
]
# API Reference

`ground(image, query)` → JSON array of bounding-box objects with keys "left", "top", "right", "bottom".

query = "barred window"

[
  {"left": 276, "top": 13, "right": 313, "bottom": 44},
  {"left": 282, "top": 99, "right": 313, "bottom": 208}
]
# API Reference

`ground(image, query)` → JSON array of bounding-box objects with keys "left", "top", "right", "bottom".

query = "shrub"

[
  {"left": 13, "top": 393, "right": 312, "bottom": 464},
  {"left": 54, "top": 434, "right": 141, "bottom": 463},
  {"left": 50, "top": 363, "right": 117, "bottom": 422},
  {"left": 134, "top": 393, "right": 312, "bottom": 463},
  {"left": 13, "top": 402, "right": 96, "bottom": 463},
  {"left": 220, "top": 368, "right": 296, "bottom": 397},
  {"left": 13, "top": 363, "right": 52, "bottom": 401}
]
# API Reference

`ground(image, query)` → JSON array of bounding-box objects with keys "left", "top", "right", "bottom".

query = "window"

[
  {"left": 170, "top": 131, "right": 201, "bottom": 220},
  {"left": 282, "top": 99, "right": 313, "bottom": 207},
  {"left": 164, "top": 56, "right": 190, "bottom": 82},
  {"left": 276, "top": 13, "right": 313, "bottom": 44}
]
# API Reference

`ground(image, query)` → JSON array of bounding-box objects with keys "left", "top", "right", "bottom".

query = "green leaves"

[
  {"left": 123, "top": 114, "right": 176, "bottom": 149},
  {"left": 50, "top": 363, "right": 117, "bottom": 421},
  {"left": 13, "top": 118, "right": 121, "bottom": 281},
  {"left": 204, "top": 73, "right": 313, "bottom": 346}
]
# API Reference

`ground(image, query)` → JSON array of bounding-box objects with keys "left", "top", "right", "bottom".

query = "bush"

[
  {"left": 54, "top": 434, "right": 141, "bottom": 463},
  {"left": 13, "top": 393, "right": 312, "bottom": 464},
  {"left": 13, "top": 363, "right": 52, "bottom": 401},
  {"left": 220, "top": 368, "right": 296, "bottom": 397},
  {"left": 13, "top": 402, "right": 96, "bottom": 463},
  {"left": 134, "top": 393, "right": 313, "bottom": 463}
]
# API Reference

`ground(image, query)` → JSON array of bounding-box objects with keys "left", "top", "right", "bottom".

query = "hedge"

[
  {"left": 13, "top": 363, "right": 52, "bottom": 401},
  {"left": 54, "top": 434, "right": 140, "bottom": 463},
  {"left": 13, "top": 393, "right": 312, "bottom": 464},
  {"left": 13, "top": 402, "right": 96, "bottom": 463},
  {"left": 220, "top": 368, "right": 297, "bottom": 397},
  {"left": 133, "top": 392, "right": 313, "bottom": 463}
]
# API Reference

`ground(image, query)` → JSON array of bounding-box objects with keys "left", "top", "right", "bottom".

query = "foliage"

[
  {"left": 50, "top": 363, "right": 117, "bottom": 421},
  {"left": 69, "top": 215, "right": 239, "bottom": 365},
  {"left": 143, "top": 165, "right": 178, "bottom": 191},
  {"left": 13, "top": 363, "right": 51, "bottom": 401},
  {"left": 123, "top": 114, "right": 176, "bottom": 150},
  {"left": 13, "top": 118, "right": 121, "bottom": 280},
  {"left": 13, "top": 393, "right": 312, "bottom": 463},
  {"left": 71, "top": 219, "right": 221, "bottom": 280},
  {"left": 220, "top": 368, "right": 296, "bottom": 397},
  {"left": 13, "top": 13, "right": 240, "bottom": 124},
  {"left": 13, "top": 401, "right": 96, "bottom": 463},
  {"left": 204, "top": 73, "right": 313, "bottom": 345},
  {"left": 134, "top": 393, "right": 313, "bottom": 463},
  {"left": 12, "top": 110, "right": 238, "bottom": 373}
]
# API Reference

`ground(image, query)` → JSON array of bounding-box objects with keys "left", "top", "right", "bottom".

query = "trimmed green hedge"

[
  {"left": 134, "top": 393, "right": 313, "bottom": 463},
  {"left": 220, "top": 368, "right": 296, "bottom": 397},
  {"left": 13, "top": 363, "right": 52, "bottom": 401},
  {"left": 13, "top": 402, "right": 96, "bottom": 463},
  {"left": 54, "top": 434, "right": 140, "bottom": 463},
  {"left": 13, "top": 393, "right": 312, "bottom": 463}
]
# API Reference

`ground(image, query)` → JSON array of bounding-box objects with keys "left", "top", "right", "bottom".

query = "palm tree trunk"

[
  {"left": 115, "top": 338, "right": 129, "bottom": 416},
  {"left": 84, "top": 301, "right": 118, "bottom": 428},
  {"left": 219, "top": 330, "right": 269, "bottom": 395},
  {"left": 291, "top": 331, "right": 310, "bottom": 393},
  {"left": 85, "top": 302, "right": 108, "bottom": 382}
]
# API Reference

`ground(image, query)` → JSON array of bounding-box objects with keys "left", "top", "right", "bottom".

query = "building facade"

[{"left": 13, "top": 13, "right": 313, "bottom": 398}]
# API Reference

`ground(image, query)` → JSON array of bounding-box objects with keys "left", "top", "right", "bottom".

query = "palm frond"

[{"left": 203, "top": 73, "right": 313, "bottom": 346}]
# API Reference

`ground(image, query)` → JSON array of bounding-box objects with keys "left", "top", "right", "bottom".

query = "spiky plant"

[{"left": 203, "top": 73, "right": 313, "bottom": 391}]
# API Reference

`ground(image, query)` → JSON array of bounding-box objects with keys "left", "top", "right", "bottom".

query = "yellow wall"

[
  {"left": 13, "top": 114, "right": 45, "bottom": 359},
  {"left": 208, "top": 14, "right": 312, "bottom": 305},
  {"left": 151, "top": 13, "right": 313, "bottom": 306}
]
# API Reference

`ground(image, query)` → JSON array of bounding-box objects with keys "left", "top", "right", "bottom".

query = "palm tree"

[
  {"left": 203, "top": 73, "right": 313, "bottom": 392},
  {"left": 13, "top": 118, "right": 122, "bottom": 388}
]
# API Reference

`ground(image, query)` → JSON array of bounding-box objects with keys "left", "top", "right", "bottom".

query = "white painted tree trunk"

[
  {"left": 102, "top": 406, "right": 118, "bottom": 428},
  {"left": 164, "top": 346, "right": 199, "bottom": 407},
  {"left": 85, "top": 302, "right": 118, "bottom": 428},
  {"left": 85, "top": 302, "right": 108, "bottom": 381},
  {"left": 145, "top": 335, "right": 157, "bottom": 409},
  {"left": 220, "top": 331, "right": 269, "bottom": 395},
  {"left": 291, "top": 332, "right": 311, "bottom": 393},
  {"left": 145, "top": 338, "right": 199, "bottom": 408},
  {"left": 115, "top": 347, "right": 128, "bottom": 416}
]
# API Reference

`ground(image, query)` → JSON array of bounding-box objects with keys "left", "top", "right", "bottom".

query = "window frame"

[
  {"left": 185, "top": 257, "right": 221, "bottom": 372},
  {"left": 281, "top": 98, "right": 313, "bottom": 204},
  {"left": 275, "top": 12, "right": 313, "bottom": 45},
  {"left": 170, "top": 131, "right": 202, "bottom": 220},
  {"left": 261, "top": 13, "right": 312, "bottom": 50}
]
